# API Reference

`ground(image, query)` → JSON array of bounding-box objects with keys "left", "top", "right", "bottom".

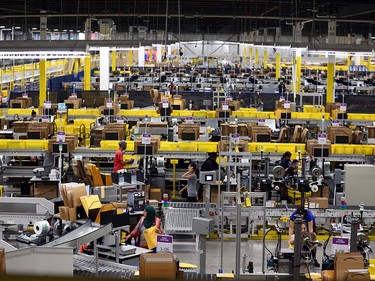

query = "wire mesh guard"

[{"left": 164, "top": 208, "right": 201, "bottom": 232}]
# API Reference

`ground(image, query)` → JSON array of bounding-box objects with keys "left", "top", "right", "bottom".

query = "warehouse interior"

[{"left": 0, "top": 1, "right": 375, "bottom": 280}]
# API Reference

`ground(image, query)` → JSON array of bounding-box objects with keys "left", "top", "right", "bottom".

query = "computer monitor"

[
  {"left": 160, "top": 107, "right": 171, "bottom": 116},
  {"left": 136, "top": 145, "right": 153, "bottom": 155},
  {"left": 27, "top": 131, "right": 41, "bottom": 139},
  {"left": 337, "top": 113, "right": 348, "bottom": 119},
  {"left": 52, "top": 143, "right": 68, "bottom": 153},
  {"left": 313, "top": 147, "right": 329, "bottom": 157},
  {"left": 280, "top": 112, "right": 291, "bottom": 119},
  {"left": 335, "top": 135, "right": 349, "bottom": 144},
  {"left": 120, "top": 103, "right": 128, "bottom": 109},
  {"left": 219, "top": 111, "right": 230, "bottom": 118},
  {"left": 181, "top": 132, "right": 196, "bottom": 140},
  {"left": 172, "top": 104, "right": 181, "bottom": 110},
  {"left": 105, "top": 132, "right": 119, "bottom": 140},
  {"left": 103, "top": 109, "right": 115, "bottom": 115},
  {"left": 256, "top": 134, "right": 271, "bottom": 142},
  {"left": 66, "top": 103, "right": 74, "bottom": 109}
]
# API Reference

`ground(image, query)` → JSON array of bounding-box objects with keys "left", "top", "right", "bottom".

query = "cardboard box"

[
  {"left": 248, "top": 125, "right": 272, "bottom": 142},
  {"left": 365, "top": 126, "right": 375, "bottom": 139},
  {"left": 291, "top": 125, "right": 303, "bottom": 143},
  {"left": 308, "top": 197, "right": 329, "bottom": 209},
  {"left": 140, "top": 253, "right": 177, "bottom": 281},
  {"left": 219, "top": 100, "right": 241, "bottom": 111},
  {"left": 150, "top": 188, "right": 162, "bottom": 201},
  {"left": 60, "top": 183, "right": 88, "bottom": 208},
  {"left": 0, "top": 247, "right": 6, "bottom": 274},
  {"left": 345, "top": 269, "right": 370, "bottom": 281},
  {"left": 306, "top": 139, "right": 332, "bottom": 157},
  {"left": 64, "top": 98, "right": 82, "bottom": 109},
  {"left": 12, "top": 121, "right": 31, "bottom": 133},
  {"left": 238, "top": 124, "right": 248, "bottom": 136},
  {"left": 215, "top": 108, "right": 232, "bottom": 118},
  {"left": 119, "top": 100, "right": 134, "bottom": 109},
  {"left": 10, "top": 99, "right": 26, "bottom": 108},
  {"left": 327, "top": 126, "right": 353, "bottom": 144},
  {"left": 322, "top": 270, "right": 335, "bottom": 281},
  {"left": 334, "top": 252, "right": 364, "bottom": 281},
  {"left": 59, "top": 206, "right": 70, "bottom": 221},
  {"left": 178, "top": 123, "right": 200, "bottom": 140},
  {"left": 326, "top": 102, "right": 341, "bottom": 115},
  {"left": 134, "top": 137, "right": 160, "bottom": 155},
  {"left": 33, "top": 183, "right": 57, "bottom": 199}
]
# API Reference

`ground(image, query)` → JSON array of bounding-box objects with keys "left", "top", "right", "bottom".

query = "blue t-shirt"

[{"left": 290, "top": 209, "right": 316, "bottom": 231}]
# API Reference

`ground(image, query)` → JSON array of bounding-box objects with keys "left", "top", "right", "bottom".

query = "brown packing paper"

[{"left": 59, "top": 206, "right": 70, "bottom": 221}]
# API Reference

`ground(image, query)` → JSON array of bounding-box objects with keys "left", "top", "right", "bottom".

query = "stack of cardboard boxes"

[
  {"left": 134, "top": 136, "right": 160, "bottom": 155},
  {"left": 248, "top": 125, "right": 272, "bottom": 142},
  {"left": 306, "top": 139, "right": 332, "bottom": 157},
  {"left": 219, "top": 100, "right": 241, "bottom": 111},
  {"left": 102, "top": 123, "right": 127, "bottom": 140},
  {"left": 327, "top": 126, "right": 353, "bottom": 144},
  {"left": 171, "top": 95, "right": 186, "bottom": 110},
  {"left": 12, "top": 121, "right": 31, "bottom": 133},
  {"left": 48, "top": 133, "right": 78, "bottom": 153},
  {"left": 333, "top": 252, "right": 367, "bottom": 281},
  {"left": 140, "top": 253, "right": 180, "bottom": 281},
  {"left": 178, "top": 123, "right": 200, "bottom": 140},
  {"left": 365, "top": 126, "right": 375, "bottom": 142},
  {"left": 26, "top": 122, "right": 54, "bottom": 139},
  {"left": 218, "top": 139, "right": 248, "bottom": 152},
  {"left": 10, "top": 97, "right": 33, "bottom": 108}
]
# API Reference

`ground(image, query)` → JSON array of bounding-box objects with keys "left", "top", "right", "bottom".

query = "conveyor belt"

[
  {"left": 73, "top": 254, "right": 136, "bottom": 279},
  {"left": 44, "top": 221, "right": 112, "bottom": 248},
  {"left": 166, "top": 202, "right": 217, "bottom": 209}
]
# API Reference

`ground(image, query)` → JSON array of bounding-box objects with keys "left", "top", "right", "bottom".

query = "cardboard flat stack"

[
  {"left": 215, "top": 108, "right": 232, "bottom": 118},
  {"left": 365, "top": 126, "right": 375, "bottom": 139},
  {"left": 140, "top": 253, "right": 178, "bottom": 281},
  {"left": 59, "top": 183, "right": 88, "bottom": 221},
  {"left": 353, "top": 130, "right": 363, "bottom": 144},
  {"left": 149, "top": 89, "right": 161, "bottom": 102},
  {"left": 12, "top": 121, "right": 31, "bottom": 133},
  {"left": 219, "top": 100, "right": 241, "bottom": 111},
  {"left": 327, "top": 126, "right": 353, "bottom": 144},
  {"left": 178, "top": 123, "right": 200, "bottom": 140},
  {"left": 291, "top": 125, "right": 303, "bottom": 142},
  {"left": 220, "top": 123, "right": 240, "bottom": 136}
]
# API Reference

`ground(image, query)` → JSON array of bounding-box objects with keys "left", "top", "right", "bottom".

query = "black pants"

[
  {"left": 187, "top": 196, "right": 197, "bottom": 202},
  {"left": 197, "top": 183, "right": 203, "bottom": 201}
]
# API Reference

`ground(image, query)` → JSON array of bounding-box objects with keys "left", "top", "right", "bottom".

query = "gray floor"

[{"left": 173, "top": 238, "right": 375, "bottom": 275}]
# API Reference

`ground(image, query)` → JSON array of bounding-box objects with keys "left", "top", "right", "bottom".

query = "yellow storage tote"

[
  {"left": 178, "top": 142, "right": 198, "bottom": 152},
  {"left": 0, "top": 139, "right": 9, "bottom": 149},
  {"left": 197, "top": 142, "right": 218, "bottom": 152},
  {"left": 160, "top": 142, "right": 178, "bottom": 151},
  {"left": 353, "top": 145, "right": 373, "bottom": 155},
  {"left": 26, "top": 140, "right": 49, "bottom": 150},
  {"left": 8, "top": 140, "right": 26, "bottom": 149}
]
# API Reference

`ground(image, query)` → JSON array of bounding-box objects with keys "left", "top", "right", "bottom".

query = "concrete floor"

[{"left": 173, "top": 238, "right": 375, "bottom": 275}]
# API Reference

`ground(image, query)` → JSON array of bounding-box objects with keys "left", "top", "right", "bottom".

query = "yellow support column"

[
  {"left": 255, "top": 48, "right": 259, "bottom": 67},
  {"left": 111, "top": 50, "right": 117, "bottom": 72},
  {"left": 326, "top": 54, "right": 335, "bottom": 103},
  {"left": 128, "top": 50, "right": 133, "bottom": 67},
  {"left": 347, "top": 55, "right": 351, "bottom": 68},
  {"left": 249, "top": 47, "right": 253, "bottom": 69},
  {"left": 276, "top": 52, "right": 281, "bottom": 80},
  {"left": 84, "top": 54, "right": 91, "bottom": 91},
  {"left": 263, "top": 49, "right": 267, "bottom": 69},
  {"left": 149, "top": 48, "right": 153, "bottom": 62},
  {"left": 296, "top": 49, "right": 302, "bottom": 93},
  {"left": 39, "top": 59, "right": 47, "bottom": 106}
]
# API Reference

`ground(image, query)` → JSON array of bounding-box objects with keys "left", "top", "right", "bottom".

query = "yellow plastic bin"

[{"left": 197, "top": 142, "right": 218, "bottom": 152}]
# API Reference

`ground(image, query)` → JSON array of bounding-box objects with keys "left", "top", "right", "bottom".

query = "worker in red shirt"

[{"left": 113, "top": 141, "right": 134, "bottom": 172}]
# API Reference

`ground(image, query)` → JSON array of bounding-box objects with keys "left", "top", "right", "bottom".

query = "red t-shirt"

[{"left": 113, "top": 150, "right": 124, "bottom": 172}]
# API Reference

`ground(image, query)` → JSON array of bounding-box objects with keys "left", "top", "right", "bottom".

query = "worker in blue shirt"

[{"left": 289, "top": 206, "right": 320, "bottom": 267}]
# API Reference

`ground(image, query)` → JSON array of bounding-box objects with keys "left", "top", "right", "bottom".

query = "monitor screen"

[
  {"left": 105, "top": 132, "right": 119, "bottom": 140},
  {"left": 335, "top": 135, "right": 349, "bottom": 144},
  {"left": 280, "top": 112, "right": 291, "bottom": 119},
  {"left": 120, "top": 103, "right": 128, "bottom": 109},
  {"left": 256, "top": 134, "right": 270, "bottom": 142},
  {"left": 52, "top": 143, "right": 68, "bottom": 153},
  {"left": 172, "top": 104, "right": 181, "bottom": 110},
  {"left": 181, "top": 132, "right": 196, "bottom": 140},
  {"left": 205, "top": 175, "right": 213, "bottom": 182},
  {"left": 137, "top": 145, "right": 153, "bottom": 155},
  {"left": 66, "top": 103, "right": 74, "bottom": 109},
  {"left": 103, "top": 109, "right": 115, "bottom": 116},
  {"left": 27, "top": 131, "right": 41, "bottom": 139},
  {"left": 313, "top": 147, "right": 329, "bottom": 157},
  {"left": 337, "top": 113, "right": 348, "bottom": 120},
  {"left": 219, "top": 111, "right": 230, "bottom": 118}
]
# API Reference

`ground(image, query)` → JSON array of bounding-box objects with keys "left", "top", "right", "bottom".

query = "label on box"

[
  {"left": 162, "top": 99, "right": 169, "bottom": 109},
  {"left": 258, "top": 118, "right": 265, "bottom": 126},
  {"left": 156, "top": 235, "right": 173, "bottom": 253},
  {"left": 106, "top": 99, "right": 113, "bottom": 108},
  {"left": 44, "top": 101, "right": 52, "bottom": 109},
  {"left": 57, "top": 131, "right": 66, "bottom": 143},
  {"left": 340, "top": 103, "right": 347, "bottom": 112},
  {"left": 279, "top": 96, "right": 285, "bottom": 101},
  {"left": 226, "top": 96, "right": 233, "bottom": 101},
  {"left": 185, "top": 116, "right": 194, "bottom": 124},
  {"left": 142, "top": 133, "right": 151, "bottom": 145},
  {"left": 42, "top": 116, "right": 49, "bottom": 122},
  {"left": 331, "top": 237, "right": 350, "bottom": 255},
  {"left": 122, "top": 93, "right": 129, "bottom": 98},
  {"left": 332, "top": 120, "right": 340, "bottom": 127},
  {"left": 231, "top": 133, "right": 240, "bottom": 144},
  {"left": 22, "top": 92, "right": 28, "bottom": 98},
  {"left": 71, "top": 93, "right": 77, "bottom": 98},
  {"left": 318, "top": 133, "right": 327, "bottom": 145},
  {"left": 284, "top": 101, "right": 290, "bottom": 109},
  {"left": 222, "top": 103, "right": 229, "bottom": 111},
  {"left": 116, "top": 117, "right": 125, "bottom": 124}
]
